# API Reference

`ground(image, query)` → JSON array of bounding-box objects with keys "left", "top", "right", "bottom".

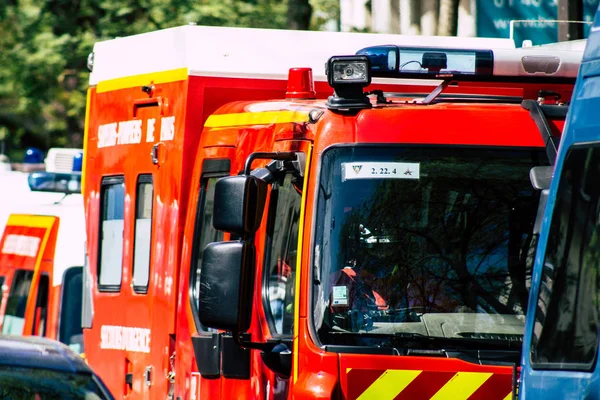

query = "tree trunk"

[
  {"left": 437, "top": 0, "right": 459, "bottom": 36},
  {"left": 287, "top": 0, "right": 312, "bottom": 30},
  {"left": 410, "top": 0, "right": 421, "bottom": 35}
]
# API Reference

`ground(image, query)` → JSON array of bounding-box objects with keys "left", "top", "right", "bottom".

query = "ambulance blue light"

[
  {"left": 28, "top": 172, "right": 82, "bottom": 194},
  {"left": 73, "top": 151, "right": 83, "bottom": 172},
  {"left": 356, "top": 45, "right": 493, "bottom": 78},
  {"left": 24, "top": 147, "right": 44, "bottom": 164}
]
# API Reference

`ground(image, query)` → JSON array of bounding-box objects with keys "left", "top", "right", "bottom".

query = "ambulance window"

[
  {"left": 133, "top": 175, "right": 154, "bottom": 293},
  {"left": 190, "top": 174, "right": 225, "bottom": 331},
  {"left": 2, "top": 270, "right": 34, "bottom": 335},
  {"left": 263, "top": 173, "right": 302, "bottom": 336},
  {"left": 32, "top": 274, "right": 49, "bottom": 337},
  {"left": 531, "top": 145, "right": 600, "bottom": 371},
  {"left": 99, "top": 176, "right": 125, "bottom": 291}
]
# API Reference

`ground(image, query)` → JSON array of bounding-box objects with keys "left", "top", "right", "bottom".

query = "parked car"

[{"left": 0, "top": 334, "right": 113, "bottom": 399}]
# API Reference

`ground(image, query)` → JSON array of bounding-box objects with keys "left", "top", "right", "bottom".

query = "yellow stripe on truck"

[
  {"left": 357, "top": 370, "right": 422, "bottom": 400},
  {"left": 292, "top": 144, "right": 312, "bottom": 384},
  {"left": 82, "top": 87, "right": 91, "bottom": 195},
  {"left": 96, "top": 68, "right": 188, "bottom": 93},
  {"left": 351, "top": 369, "right": 507, "bottom": 400},
  {"left": 7, "top": 215, "right": 56, "bottom": 229},
  {"left": 430, "top": 372, "right": 493, "bottom": 400},
  {"left": 204, "top": 110, "right": 310, "bottom": 129}
]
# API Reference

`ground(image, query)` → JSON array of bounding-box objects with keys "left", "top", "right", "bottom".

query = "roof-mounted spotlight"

[{"left": 325, "top": 55, "right": 372, "bottom": 111}]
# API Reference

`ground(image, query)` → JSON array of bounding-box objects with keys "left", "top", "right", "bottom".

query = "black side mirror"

[
  {"left": 199, "top": 241, "right": 256, "bottom": 332},
  {"left": 213, "top": 175, "right": 268, "bottom": 237}
]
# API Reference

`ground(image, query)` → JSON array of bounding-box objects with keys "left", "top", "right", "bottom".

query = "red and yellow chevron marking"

[{"left": 346, "top": 368, "right": 513, "bottom": 400}]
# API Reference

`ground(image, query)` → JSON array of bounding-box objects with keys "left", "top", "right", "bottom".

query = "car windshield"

[
  {"left": 312, "top": 146, "right": 547, "bottom": 350},
  {"left": 0, "top": 366, "right": 109, "bottom": 399}
]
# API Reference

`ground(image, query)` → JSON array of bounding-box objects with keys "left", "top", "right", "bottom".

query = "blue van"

[{"left": 520, "top": 6, "right": 600, "bottom": 399}]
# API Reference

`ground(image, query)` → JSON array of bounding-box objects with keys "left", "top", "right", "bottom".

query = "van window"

[
  {"left": 190, "top": 176, "right": 224, "bottom": 330},
  {"left": 133, "top": 175, "right": 153, "bottom": 292},
  {"left": 263, "top": 173, "right": 302, "bottom": 336},
  {"left": 98, "top": 177, "right": 125, "bottom": 290},
  {"left": 531, "top": 145, "right": 600, "bottom": 370},
  {"left": 2, "top": 270, "right": 34, "bottom": 335},
  {"left": 32, "top": 274, "right": 49, "bottom": 336},
  {"left": 59, "top": 267, "right": 83, "bottom": 353}
]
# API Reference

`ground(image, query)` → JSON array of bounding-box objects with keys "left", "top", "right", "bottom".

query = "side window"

[
  {"left": 531, "top": 145, "right": 600, "bottom": 370},
  {"left": 32, "top": 274, "right": 49, "bottom": 337},
  {"left": 2, "top": 270, "right": 34, "bottom": 335},
  {"left": 59, "top": 266, "right": 83, "bottom": 353},
  {"left": 264, "top": 173, "right": 302, "bottom": 336},
  {"left": 99, "top": 177, "right": 125, "bottom": 291},
  {"left": 190, "top": 176, "right": 225, "bottom": 330},
  {"left": 133, "top": 175, "right": 153, "bottom": 292}
]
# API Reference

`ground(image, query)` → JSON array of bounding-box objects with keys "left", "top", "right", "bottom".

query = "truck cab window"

[
  {"left": 190, "top": 177, "right": 224, "bottom": 330},
  {"left": 98, "top": 177, "right": 125, "bottom": 291},
  {"left": 264, "top": 173, "right": 302, "bottom": 336},
  {"left": 2, "top": 270, "right": 33, "bottom": 335},
  {"left": 531, "top": 145, "right": 600, "bottom": 371},
  {"left": 133, "top": 176, "right": 154, "bottom": 292}
]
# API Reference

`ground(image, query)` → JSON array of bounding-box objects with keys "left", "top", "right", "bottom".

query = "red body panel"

[{"left": 84, "top": 73, "right": 333, "bottom": 399}]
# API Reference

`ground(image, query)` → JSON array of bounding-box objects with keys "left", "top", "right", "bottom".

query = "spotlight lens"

[{"left": 332, "top": 61, "right": 368, "bottom": 83}]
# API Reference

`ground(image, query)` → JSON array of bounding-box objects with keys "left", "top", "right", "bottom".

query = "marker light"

[
  {"left": 87, "top": 52, "right": 94, "bottom": 72},
  {"left": 24, "top": 147, "right": 44, "bottom": 164},
  {"left": 73, "top": 151, "right": 84, "bottom": 172},
  {"left": 286, "top": 68, "right": 316, "bottom": 99},
  {"left": 356, "top": 45, "right": 493, "bottom": 78}
]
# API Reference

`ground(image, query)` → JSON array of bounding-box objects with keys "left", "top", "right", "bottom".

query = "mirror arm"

[
  {"left": 289, "top": 151, "right": 306, "bottom": 179},
  {"left": 232, "top": 331, "right": 280, "bottom": 352},
  {"left": 244, "top": 152, "right": 298, "bottom": 175}
]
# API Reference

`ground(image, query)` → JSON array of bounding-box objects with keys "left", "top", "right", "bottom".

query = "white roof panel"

[{"left": 90, "top": 25, "right": 516, "bottom": 84}]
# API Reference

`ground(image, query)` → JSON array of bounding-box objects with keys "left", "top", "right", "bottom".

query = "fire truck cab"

[
  {"left": 193, "top": 45, "right": 581, "bottom": 400},
  {"left": 83, "top": 25, "right": 582, "bottom": 399},
  {"left": 0, "top": 149, "right": 85, "bottom": 352},
  {"left": 519, "top": 5, "right": 600, "bottom": 400}
]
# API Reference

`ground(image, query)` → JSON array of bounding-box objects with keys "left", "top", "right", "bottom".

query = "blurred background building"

[{"left": 339, "top": 0, "right": 599, "bottom": 47}]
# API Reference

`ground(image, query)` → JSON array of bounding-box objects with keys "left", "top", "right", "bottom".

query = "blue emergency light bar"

[
  {"left": 325, "top": 43, "right": 581, "bottom": 110},
  {"left": 28, "top": 172, "right": 82, "bottom": 194},
  {"left": 356, "top": 45, "right": 493, "bottom": 78}
]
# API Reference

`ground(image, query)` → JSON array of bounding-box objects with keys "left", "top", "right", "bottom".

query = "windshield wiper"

[
  {"left": 325, "top": 330, "right": 522, "bottom": 351},
  {"left": 324, "top": 331, "right": 521, "bottom": 365}
]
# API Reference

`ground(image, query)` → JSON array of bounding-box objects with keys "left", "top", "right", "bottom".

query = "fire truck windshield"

[{"left": 312, "top": 146, "right": 548, "bottom": 351}]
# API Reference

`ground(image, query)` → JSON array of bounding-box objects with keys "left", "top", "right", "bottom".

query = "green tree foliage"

[{"left": 0, "top": 0, "right": 339, "bottom": 160}]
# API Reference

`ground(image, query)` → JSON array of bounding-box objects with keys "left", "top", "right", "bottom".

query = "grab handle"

[{"left": 133, "top": 97, "right": 167, "bottom": 117}]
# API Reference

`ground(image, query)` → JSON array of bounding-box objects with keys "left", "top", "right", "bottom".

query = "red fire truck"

[{"left": 82, "top": 25, "right": 581, "bottom": 399}]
